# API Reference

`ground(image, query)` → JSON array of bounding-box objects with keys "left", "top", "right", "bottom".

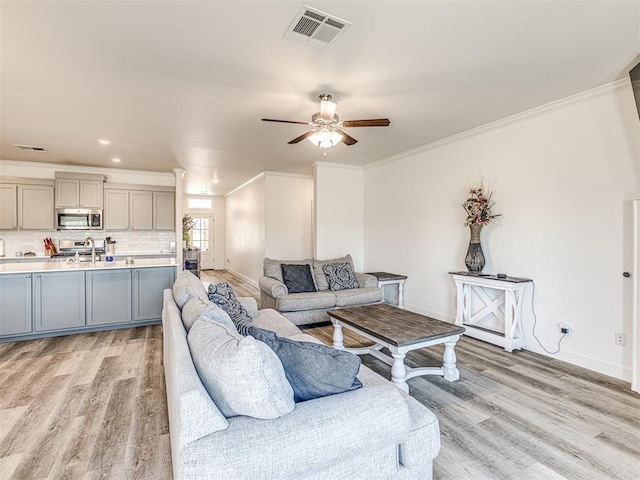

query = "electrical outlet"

[
  {"left": 558, "top": 323, "right": 572, "bottom": 334},
  {"left": 615, "top": 332, "right": 626, "bottom": 346}
]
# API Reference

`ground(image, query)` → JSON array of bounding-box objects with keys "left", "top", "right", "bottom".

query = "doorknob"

[{"left": 623, "top": 272, "right": 631, "bottom": 278}]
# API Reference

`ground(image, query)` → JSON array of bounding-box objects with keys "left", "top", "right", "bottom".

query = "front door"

[{"left": 190, "top": 215, "right": 215, "bottom": 270}]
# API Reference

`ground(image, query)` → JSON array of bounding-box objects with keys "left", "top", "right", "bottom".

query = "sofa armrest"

[
  {"left": 355, "top": 272, "right": 378, "bottom": 288},
  {"left": 188, "top": 385, "right": 412, "bottom": 478},
  {"left": 259, "top": 276, "right": 288, "bottom": 298},
  {"left": 237, "top": 296, "right": 259, "bottom": 318}
]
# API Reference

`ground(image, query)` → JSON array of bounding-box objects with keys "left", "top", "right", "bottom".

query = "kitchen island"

[{"left": 0, "top": 259, "right": 178, "bottom": 342}]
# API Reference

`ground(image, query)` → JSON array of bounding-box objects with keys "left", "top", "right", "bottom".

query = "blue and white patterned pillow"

[
  {"left": 322, "top": 262, "right": 357, "bottom": 291},
  {"left": 208, "top": 282, "right": 253, "bottom": 334}
]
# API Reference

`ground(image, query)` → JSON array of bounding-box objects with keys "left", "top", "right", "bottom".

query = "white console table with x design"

[{"left": 450, "top": 272, "right": 532, "bottom": 352}]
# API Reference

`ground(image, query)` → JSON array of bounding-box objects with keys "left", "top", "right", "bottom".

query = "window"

[{"left": 191, "top": 217, "right": 209, "bottom": 252}]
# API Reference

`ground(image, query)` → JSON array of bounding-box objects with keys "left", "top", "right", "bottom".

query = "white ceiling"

[{"left": 1, "top": 1, "right": 639, "bottom": 195}]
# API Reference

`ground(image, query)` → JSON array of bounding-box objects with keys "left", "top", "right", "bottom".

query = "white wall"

[
  {"left": 225, "top": 175, "right": 266, "bottom": 284},
  {"left": 224, "top": 172, "right": 314, "bottom": 284},
  {"left": 363, "top": 80, "right": 640, "bottom": 381},
  {"left": 314, "top": 162, "right": 365, "bottom": 271},
  {"left": 265, "top": 174, "right": 313, "bottom": 260}
]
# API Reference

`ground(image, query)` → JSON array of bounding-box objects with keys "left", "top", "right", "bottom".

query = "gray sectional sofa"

[
  {"left": 259, "top": 254, "right": 383, "bottom": 325},
  {"left": 162, "top": 270, "right": 441, "bottom": 480}
]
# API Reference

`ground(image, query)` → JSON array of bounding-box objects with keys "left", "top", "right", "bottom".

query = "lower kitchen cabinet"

[
  {"left": 0, "top": 265, "right": 177, "bottom": 342},
  {"left": 86, "top": 269, "right": 132, "bottom": 325},
  {"left": 33, "top": 271, "right": 86, "bottom": 332},
  {"left": 133, "top": 266, "right": 176, "bottom": 321},
  {"left": 0, "top": 273, "right": 32, "bottom": 336}
]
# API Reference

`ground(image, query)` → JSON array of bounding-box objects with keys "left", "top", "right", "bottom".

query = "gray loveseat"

[
  {"left": 259, "top": 254, "right": 383, "bottom": 325},
  {"left": 163, "top": 271, "right": 441, "bottom": 480}
]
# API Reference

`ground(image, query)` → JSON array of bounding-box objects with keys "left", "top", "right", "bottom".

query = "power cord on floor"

[{"left": 530, "top": 281, "right": 567, "bottom": 355}]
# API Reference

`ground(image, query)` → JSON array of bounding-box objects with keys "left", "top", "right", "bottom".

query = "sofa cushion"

[
  {"left": 252, "top": 308, "right": 303, "bottom": 337},
  {"left": 172, "top": 270, "right": 209, "bottom": 309},
  {"left": 276, "top": 291, "right": 337, "bottom": 312},
  {"left": 247, "top": 326, "right": 363, "bottom": 402},
  {"left": 264, "top": 257, "right": 313, "bottom": 283},
  {"left": 323, "top": 262, "right": 358, "bottom": 291},
  {"left": 334, "top": 286, "right": 383, "bottom": 307},
  {"left": 313, "top": 254, "right": 354, "bottom": 291},
  {"left": 188, "top": 319, "right": 294, "bottom": 419},
  {"left": 208, "top": 282, "right": 253, "bottom": 327},
  {"left": 181, "top": 296, "right": 212, "bottom": 331},
  {"left": 182, "top": 296, "right": 237, "bottom": 333},
  {"left": 281, "top": 264, "right": 317, "bottom": 293}
]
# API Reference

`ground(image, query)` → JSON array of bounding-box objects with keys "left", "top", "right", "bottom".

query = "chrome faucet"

[{"left": 83, "top": 236, "right": 96, "bottom": 266}]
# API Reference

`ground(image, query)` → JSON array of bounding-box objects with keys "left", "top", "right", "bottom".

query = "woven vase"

[{"left": 465, "top": 224, "right": 485, "bottom": 273}]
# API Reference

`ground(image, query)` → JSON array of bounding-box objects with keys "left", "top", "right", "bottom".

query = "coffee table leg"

[
  {"left": 390, "top": 352, "right": 408, "bottom": 392},
  {"left": 442, "top": 335, "right": 460, "bottom": 381},
  {"left": 332, "top": 322, "right": 344, "bottom": 350}
]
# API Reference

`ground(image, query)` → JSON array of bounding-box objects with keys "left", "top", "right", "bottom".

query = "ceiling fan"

[{"left": 261, "top": 94, "right": 390, "bottom": 151}]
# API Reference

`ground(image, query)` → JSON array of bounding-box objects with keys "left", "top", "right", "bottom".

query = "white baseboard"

[
  {"left": 224, "top": 268, "right": 259, "bottom": 289},
  {"left": 403, "top": 303, "right": 631, "bottom": 382}
]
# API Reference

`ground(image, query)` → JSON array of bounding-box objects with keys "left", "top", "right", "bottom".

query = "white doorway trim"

[{"left": 632, "top": 200, "right": 639, "bottom": 392}]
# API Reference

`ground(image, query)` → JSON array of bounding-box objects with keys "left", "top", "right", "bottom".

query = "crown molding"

[
  {"left": 365, "top": 78, "right": 633, "bottom": 170},
  {"left": 263, "top": 171, "right": 314, "bottom": 179},
  {"left": 0, "top": 159, "right": 174, "bottom": 179},
  {"left": 225, "top": 172, "right": 266, "bottom": 197},
  {"left": 312, "top": 160, "right": 364, "bottom": 171}
]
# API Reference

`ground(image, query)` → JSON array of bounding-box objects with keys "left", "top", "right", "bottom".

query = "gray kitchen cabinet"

[
  {"left": 0, "top": 273, "right": 32, "bottom": 336},
  {"left": 0, "top": 184, "right": 54, "bottom": 230},
  {"left": 104, "top": 189, "right": 130, "bottom": 230},
  {"left": 0, "top": 184, "right": 18, "bottom": 229},
  {"left": 56, "top": 178, "right": 79, "bottom": 207},
  {"left": 19, "top": 185, "right": 55, "bottom": 230},
  {"left": 56, "top": 177, "right": 104, "bottom": 208},
  {"left": 132, "top": 266, "right": 176, "bottom": 321},
  {"left": 104, "top": 189, "right": 154, "bottom": 230},
  {"left": 86, "top": 269, "right": 132, "bottom": 325},
  {"left": 33, "top": 271, "right": 85, "bottom": 332},
  {"left": 130, "top": 191, "right": 153, "bottom": 230},
  {"left": 153, "top": 192, "right": 175, "bottom": 230}
]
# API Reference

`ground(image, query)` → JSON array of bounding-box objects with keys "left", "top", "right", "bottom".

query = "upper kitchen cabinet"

[
  {"left": 104, "top": 185, "right": 175, "bottom": 231},
  {"left": 0, "top": 180, "right": 55, "bottom": 230},
  {"left": 153, "top": 192, "right": 175, "bottom": 230},
  {"left": 55, "top": 172, "right": 105, "bottom": 208},
  {"left": 130, "top": 191, "right": 153, "bottom": 230}
]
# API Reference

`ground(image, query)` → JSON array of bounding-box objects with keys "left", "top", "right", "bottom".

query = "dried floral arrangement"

[{"left": 463, "top": 179, "right": 501, "bottom": 227}]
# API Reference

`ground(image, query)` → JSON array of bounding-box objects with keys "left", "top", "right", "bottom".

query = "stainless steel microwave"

[{"left": 55, "top": 208, "right": 103, "bottom": 230}]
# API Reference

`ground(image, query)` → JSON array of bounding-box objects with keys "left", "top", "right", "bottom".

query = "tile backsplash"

[{"left": 0, "top": 230, "right": 176, "bottom": 256}]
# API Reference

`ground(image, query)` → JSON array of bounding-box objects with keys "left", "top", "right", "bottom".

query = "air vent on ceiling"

[
  {"left": 14, "top": 144, "right": 47, "bottom": 152},
  {"left": 284, "top": 5, "right": 351, "bottom": 49}
]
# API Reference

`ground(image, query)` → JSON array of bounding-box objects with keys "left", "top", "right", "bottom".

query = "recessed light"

[
  {"left": 99, "top": 139, "right": 110, "bottom": 145},
  {"left": 212, "top": 178, "right": 219, "bottom": 184},
  {"left": 112, "top": 158, "right": 121, "bottom": 163}
]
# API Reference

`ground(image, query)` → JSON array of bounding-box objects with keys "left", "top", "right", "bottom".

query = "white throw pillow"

[{"left": 188, "top": 319, "right": 294, "bottom": 419}]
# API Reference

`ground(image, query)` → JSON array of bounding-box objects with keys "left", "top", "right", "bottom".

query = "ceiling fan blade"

[
  {"left": 288, "top": 131, "right": 314, "bottom": 144},
  {"left": 341, "top": 119, "right": 391, "bottom": 127},
  {"left": 261, "top": 118, "right": 310, "bottom": 125},
  {"left": 337, "top": 130, "right": 358, "bottom": 146}
]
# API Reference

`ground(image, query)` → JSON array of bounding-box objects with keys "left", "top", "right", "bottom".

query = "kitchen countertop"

[{"left": 0, "top": 258, "right": 178, "bottom": 274}]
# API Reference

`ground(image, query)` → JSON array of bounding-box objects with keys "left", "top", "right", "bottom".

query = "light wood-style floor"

[{"left": 1, "top": 269, "right": 639, "bottom": 479}]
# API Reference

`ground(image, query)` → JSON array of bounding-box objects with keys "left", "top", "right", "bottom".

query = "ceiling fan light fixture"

[
  {"left": 308, "top": 128, "right": 343, "bottom": 148},
  {"left": 319, "top": 98, "right": 338, "bottom": 121}
]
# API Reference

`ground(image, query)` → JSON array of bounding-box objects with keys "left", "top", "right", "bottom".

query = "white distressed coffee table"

[{"left": 328, "top": 303, "right": 465, "bottom": 393}]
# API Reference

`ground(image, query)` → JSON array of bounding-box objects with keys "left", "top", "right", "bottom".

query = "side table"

[
  {"left": 450, "top": 272, "right": 532, "bottom": 352},
  {"left": 365, "top": 272, "right": 407, "bottom": 308}
]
